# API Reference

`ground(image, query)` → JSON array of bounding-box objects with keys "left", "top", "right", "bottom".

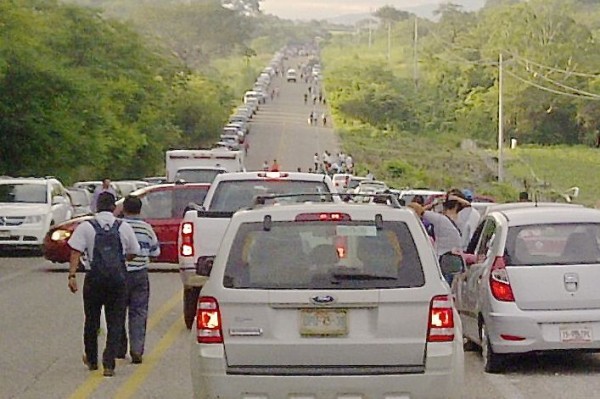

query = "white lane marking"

[{"left": 485, "top": 373, "right": 526, "bottom": 399}]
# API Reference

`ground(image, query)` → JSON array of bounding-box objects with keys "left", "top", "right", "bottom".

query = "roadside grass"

[
  {"left": 504, "top": 145, "right": 600, "bottom": 207},
  {"left": 207, "top": 53, "right": 272, "bottom": 102}
]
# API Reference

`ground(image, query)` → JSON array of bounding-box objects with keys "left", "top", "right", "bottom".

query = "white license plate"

[
  {"left": 0, "top": 230, "right": 10, "bottom": 238},
  {"left": 560, "top": 327, "right": 593, "bottom": 343},
  {"left": 300, "top": 309, "right": 347, "bottom": 337}
]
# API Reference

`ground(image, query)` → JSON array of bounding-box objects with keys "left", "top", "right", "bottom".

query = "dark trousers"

[
  {"left": 83, "top": 275, "right": 127, "bottom": 369},
  {"left": 119, "top": 269, "right": 150, "bottom": 357}
]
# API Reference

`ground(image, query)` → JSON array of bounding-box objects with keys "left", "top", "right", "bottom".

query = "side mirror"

[
  {"left": 439, "top": 253, "right": 465, "bottom": 276},
  {"left": 52, "top": 196, "right": 66, "bottom": 205},
  {"left": 196, "top": 256, "right": 215, "bottom": 277}
]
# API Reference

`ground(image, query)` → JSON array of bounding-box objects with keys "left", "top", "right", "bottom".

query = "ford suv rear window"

[
  {"left": 209, "top": 180, "right": 332, "bottom": 212},
  {"left": 506, "top": 223, "right": 600, "bottom": 266},
  {"left": 223, "top": 220, "right": 424, "bottom": 289}
]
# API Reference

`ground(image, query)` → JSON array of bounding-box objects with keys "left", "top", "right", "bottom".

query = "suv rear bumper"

[
  {"left": 488, "top": 309, "right": 600, "bottom": 354},
  {"left": 191, "top": 342, "right": 463, "bottom": 399}
]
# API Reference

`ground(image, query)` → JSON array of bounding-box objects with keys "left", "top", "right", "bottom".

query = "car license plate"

[
  {"left": 300, "top": 309, "right": 347, "bottom": 337},
  {"left": 560, "top": 326, "right": 593, "bottom": 343},
  {"left": 0, "top": 230, "right": 10, "bottom": 238}
]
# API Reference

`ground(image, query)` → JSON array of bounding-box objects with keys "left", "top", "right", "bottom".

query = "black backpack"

[{"left": 88, "top": 219, "right": 127, "bottom": 285}]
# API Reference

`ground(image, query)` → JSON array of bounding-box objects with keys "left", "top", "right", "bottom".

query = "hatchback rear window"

[
  {"left": 223, "top": 220, "right": 424, "bottom": 289},
  {"left": 139, "top": 187, "right": 209, "bottom": 219},
  {"left": 209, "top": 180, "right": 332, "bottom": 212},
  {"left": 506, "top": 223, "right": 600, "bottom": 266}
]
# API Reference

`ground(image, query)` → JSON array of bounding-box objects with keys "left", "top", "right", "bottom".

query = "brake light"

[
  {"left": 427, "top": 295, "right": 455, "bottom": 342},
  {"left": 295, "top": 213, "right": 352, "bottom": 221},
  {"left": 180, "top": 222, "right": 194, "bottom": 257},
  {"left": 490, "top": 256, "right": 515, "bottom": 302},
  {"left": 196, "top": 297, "right": 223, "bottom": 344},
  {"left": 257, "top": 172, "right": 289, "bottom": 178},
  {"left": 500, "top": 334, "right": 526, "bottom": 341}
]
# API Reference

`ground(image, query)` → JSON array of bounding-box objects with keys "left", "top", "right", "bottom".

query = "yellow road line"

[
  {"left": 67, "top": 289, "right": 183, "bottom": 399},
  {"left": 113, "top": 318, "right": 186, "bottom": 399}
]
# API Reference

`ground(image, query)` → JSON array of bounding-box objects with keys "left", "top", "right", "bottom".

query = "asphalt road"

[{"left": 3, "top": 57, "right": 600, "bottom": 398}]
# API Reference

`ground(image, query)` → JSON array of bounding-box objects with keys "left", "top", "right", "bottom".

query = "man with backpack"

[
  {"left": 67, "top": 192, "right": 140, "bottom": 377},
  {"left": 117, "top": 196, "right": 160, "bottom": 365}
]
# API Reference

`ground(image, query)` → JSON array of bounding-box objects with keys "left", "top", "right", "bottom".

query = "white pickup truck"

[{"left": 177, "top": 171, "right": 337, "bottom": 328}]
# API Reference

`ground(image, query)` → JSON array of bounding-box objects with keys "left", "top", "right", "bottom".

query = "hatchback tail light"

[
  {"left": 427, "top": 295, "right": 455, "bottom": 342},
  {"left": 490, "top": 256, "right": 515, "bottom": 302},
  {"left": 197, "top": 296, "right": 223, "bottom": 344},
  {"left": 180, "top": 222, "right": 194, "bottom": 257}
]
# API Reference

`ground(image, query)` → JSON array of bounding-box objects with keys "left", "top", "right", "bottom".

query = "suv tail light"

[
  {"left": 490, "top": 256, "right": 515, "bottom": 302},
  {"left": 427, "top": 295, "right": 455, "bottom": 342},
  {"left": 180, "top": 222, "right": 194, "bottom": 257},
  {"left": 197, "top": 296, "right": 223, "bottom": 344},
  {"left": 295, "top": 212, "right": 351, "bottom": 221}
]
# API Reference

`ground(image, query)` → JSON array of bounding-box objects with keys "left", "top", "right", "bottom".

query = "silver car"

[
  {"left": 191, "top": 203, "right": 464, "bottom": 398},
  {"left": 453, "top": 206, "right": 600, "bottom": 373}
]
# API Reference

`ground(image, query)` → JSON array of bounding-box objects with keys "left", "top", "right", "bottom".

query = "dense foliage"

[
  {"left": 322, "top": 0, "right": 600, "bottom": 200},
  {"left": 0, "top": 0, "right": 326, "bottom": 182}
]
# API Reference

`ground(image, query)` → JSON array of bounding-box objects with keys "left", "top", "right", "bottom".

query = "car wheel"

[
  {"left": 184, "top": 287, "right": 200, "bottom": 330},
  {"left": 480, "top": 322, "right": 504, "bottom": 373},
  {"left": 463, "top": 336, "right": 479, "bottom": 352}
]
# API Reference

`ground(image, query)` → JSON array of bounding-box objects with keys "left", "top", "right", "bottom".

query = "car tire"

[
  {"left": 481, "top": 322, "right": 504, "bottom": 373},
  {"left": 463, "top": 337, "right": 479, "bottom": 352},
  {"left": 184, "top": 287, "right": 200, "bottom": 330}
]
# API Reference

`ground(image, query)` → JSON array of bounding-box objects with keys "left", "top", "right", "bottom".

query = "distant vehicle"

[
  {"left": 165, "top": 149, "right": 245, "bottom": 182},
  {"left": 286, "top": 68, "right": 297, "bottom": 82},
  {"left": 190, "top": 202, "right": 464, "bottom": 398},
  {"left": 142, "top": 176, "right": 166, "bottom": 185},
  {"left": 0, "top": 176, "right": 73, "bottom": 249},
  {"left": 332, "top": 173, "right": 352, "bottom": 193},
  {"left": 43, "top": 183, "right": 211, "bottom": 265},
  {"left": 72, "top": 180, "right": 120, "bottom": 196},
  {"left": 397, "top": 189, "right": 446, "bottom": 205},
  {"left": 113, "top": 180, "right": 149, "bottom": 197},
  {"left": 244, "top": 90, "right": 264, "bottom": 106},
  {"left": 454, "top": 206, "right": 600, "bottom": 373},
  {"left": 66, "top": 188, "right": 92, "bottom": 217},
  {"left": 173, "top": 167, "right": 227, "bottom": 184}
]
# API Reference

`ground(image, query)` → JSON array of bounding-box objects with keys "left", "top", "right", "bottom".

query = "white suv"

[
  {"left": 191, "top": 201, "right": 464, "bottom": 398},
  {"left": 0, "top": 177, "right": 73, "bottom": 248}
]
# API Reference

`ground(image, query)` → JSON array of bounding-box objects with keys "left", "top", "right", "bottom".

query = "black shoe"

[
  {"left": 130, "top": 353, "right": 143, "bottom": 364},
  {"left": 82, "top": 355, "right": 98, "bottom": 371},
  {"left": 103, "top": 368, "right": 115, "bottom": 377},
  {"left": 116, "top": 354, "right": 126, "bottom": 360}
]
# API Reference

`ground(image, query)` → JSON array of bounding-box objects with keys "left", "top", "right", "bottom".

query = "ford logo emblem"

[{"left": 311, "top": 295, "right": 335, "bottom": 305}]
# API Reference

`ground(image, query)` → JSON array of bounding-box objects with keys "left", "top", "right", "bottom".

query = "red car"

[{"left": 43, "top": 183, "right": 210, "bottom": 264}]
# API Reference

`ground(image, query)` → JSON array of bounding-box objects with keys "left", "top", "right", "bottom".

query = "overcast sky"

[{"left": 260, "top": 0, "right": 441, "bottom": 20}]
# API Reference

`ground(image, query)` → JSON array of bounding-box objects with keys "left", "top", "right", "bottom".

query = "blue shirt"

[{"left": 122, "top": 216, "right": 160, "bottom": 271}]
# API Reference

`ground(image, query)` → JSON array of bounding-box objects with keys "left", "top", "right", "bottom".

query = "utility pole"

[
  {"left": 413, "top": 16, "right": 419, "bottom": 89},
  {"left": 498, "top": 53, "right": 504, "bottom": 183},
  {"left": 368, "top": 7, "right": 373, "bottom": 48}
]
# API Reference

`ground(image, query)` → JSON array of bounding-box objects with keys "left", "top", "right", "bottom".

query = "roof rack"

[{"left": 252, "top": 192, "right": 402, "bottom": 209}]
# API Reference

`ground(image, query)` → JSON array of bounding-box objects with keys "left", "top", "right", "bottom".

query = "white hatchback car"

[
  {"left": 191, "top": 202, "right": 464, "bottom": 398},
  {"left": 0, "top": 177, "right": 73, "bottom": 248}
]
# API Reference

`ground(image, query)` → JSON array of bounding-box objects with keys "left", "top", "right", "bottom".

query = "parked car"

[
  {"left": 72, "top": 180, "right": 120, "bottom": 196},
  {"left": 0, "top": 177, "right": 73, "bottom": 250},
  {"left": 43, "top": 183, "right": 210, "bottom": 264},
  {"left": 191, "top": 202, "right": 464, "bottom": 398},
  {"left": 113, "top": 180, "right": 149, "bottom": 197},
  {"left": 453, "top": 206, "right": 600, "bottom": 373},
  {"left": 286, "top": 68, "right": 297, "bottom": 82},
  {"left": 66, "top": 188, "right": 92, "bottom": 217}
]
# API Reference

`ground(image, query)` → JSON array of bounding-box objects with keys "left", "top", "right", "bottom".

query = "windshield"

[
  {"left": 0, "top": 183, "right": 47, "bottom": 204},
  {"left": 209, "top": 180, "right": 332, "bottom": 212},
  {"left": 223, "top": 220, "right": 424, "bottom": 289},
  {"left": 174, "top": 169, "right": 224, "bottom": 184},
  {"left": 507, "top": 223, "right": 600, "bottom": 266},
  {"left": 68, "top": 191, "right": 89, "bottom": 206},
  {"left": 139, "top": 187, "right": 209, "bottom": 219}
]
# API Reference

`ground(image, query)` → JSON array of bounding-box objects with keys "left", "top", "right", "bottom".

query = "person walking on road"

[
  {"left": 313, "top": 153, "right": 319, "bottom": 171},
  {"left": 67, "top": 192, "right": 140, "bottom": 377},
  {"left": 269, "top": 159, "right": 280, "bottom": 172},
  {"left": 321, "top": 112, "right": 327, "bottom": 127},
  {"left": 262, "top": 160, "right": 269, "bottom": 171},
  {"left": 117, "top": 196, "right": 160, "bottom": 364},
  {"left": 91, "top": 178, "right": 118, "bottom": 213},
  {"left": 303, "top": 93, "right": 308, "bottom": 105}
]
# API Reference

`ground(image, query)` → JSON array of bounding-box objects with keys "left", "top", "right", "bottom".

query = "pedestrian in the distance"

[
  {"left": 91, "top": 178, "right": 118, "bottom": 213},
  {"left": 117, "top": 196, "right": 160, "bottom": 364},
  {"left": 322, "top": 113, "right": 327, "bottom": 126},
  {"left": 67, "top": 192, "right": 140, "bottom": 377},
  {"left": 313, "top": 153, "right": 319, "bottom": 171},
  {"left": 269, "top": 159, "right": 280, "bottom": 172},
  {"left": 262, "top": 160, "right": 269, "bottom": 171}
]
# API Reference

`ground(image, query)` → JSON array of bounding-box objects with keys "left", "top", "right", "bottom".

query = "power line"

[
  {"left": 509, "top": 52, "right": 600, "bottom": 79},
  {"left": 520, "top": 64, "right": 600, "bottom": 99},
  {"left": 504, "top": 69, "right": 600, "bottom": 100}
]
